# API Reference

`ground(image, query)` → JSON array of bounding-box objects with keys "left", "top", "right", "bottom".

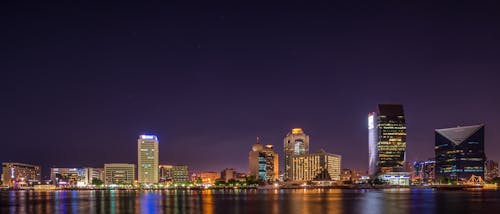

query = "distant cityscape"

[{"left": 1, "top": 104, "right": 498, "bottom": 190}]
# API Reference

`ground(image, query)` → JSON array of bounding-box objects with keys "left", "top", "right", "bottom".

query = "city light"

[{"left": 140, "top": 135, "right": 158, "bottom": 140}]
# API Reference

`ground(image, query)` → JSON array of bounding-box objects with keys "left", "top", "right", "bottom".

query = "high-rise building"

[
  {"left": 138, "top": 135, "right": 159, "bottom": 184},
  {"left": 284, "top": 128, "right": 310, "bottom": 180},
  {"left": 1, "top": 162, "right": 41, "bottom": 187},
  {"left": 249, "top": 138, "right": 279, "bottom": 182},
  {"left": 435, "top": 125, "right": 486, "bottom": 182},
  {"left": 485, "top": 160, "right": 499, "bottom": 180},
  {"left": 50, "top": 168, "right": 89, "bottom": 186},
  {"left": 291, "top": 149, "right": 341, "bottom": 181},
  {"left": 368, "top": 104, "right": 407, "bottom": 176},
  {"left": 104, "top": 163, "right": 135, "bottom": 185}
]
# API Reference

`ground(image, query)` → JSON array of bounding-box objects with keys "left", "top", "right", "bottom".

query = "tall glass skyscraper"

[
  {"left": 435, "top": 125, "right": 485, "bottom": 182},
  {"left": 368, "top": 104, "right": 407, "bottom": 176},
  {"left": 138, "top": 135, "right": 159, "bottom": 184},
  {"left": 283, "top": 128, "right": 309, "bottom": 180}
]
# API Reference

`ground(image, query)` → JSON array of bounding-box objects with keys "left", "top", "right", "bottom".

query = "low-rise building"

[
  {"left": 159, "top": 165, "right": 173, "bottom": 183},
  {"left": 291, "top": 149, "right": 341, "bottom": 182},
  {"left": 50, "top": 168, "right": 89, "bottom": 187},
  {"left": 341, "top": 169, "right": 369, "bottom": 183},
  {"left": 104, "top": 163, "right": 135, "bottom": 185},
  {"left": 198, "top": 172, "right": 220, "bottom": 185},
  {"left": 86, "top": 167, "right": 104, "bottom": 184},
  {"left": 1, "top": 162, "right": 41, "bottom": 187},
  {"left": 485, "top": 160, "right": 499, "bottom": 180},
  {"left": 172, "top": 165, "right": 189, "bottom": 183},
  {"left": 221, "top": 168, "right": 236, "bottom": 182}
]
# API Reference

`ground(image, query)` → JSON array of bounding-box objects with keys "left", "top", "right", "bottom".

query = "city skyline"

[
  {"left": 1, "top": 118, "right": 494, "bottom": 177},
  {"left": 2, "top": 1, "right": 500, "bottom": 175}
]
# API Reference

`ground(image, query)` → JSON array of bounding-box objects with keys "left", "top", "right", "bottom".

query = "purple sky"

[{"left": 2, "top": 1, "right": 500, "bottom": 176}]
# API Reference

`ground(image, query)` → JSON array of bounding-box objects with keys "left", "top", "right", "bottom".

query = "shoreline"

[{"left": 1, "top": 186, "right": 497, "bottom": 192}]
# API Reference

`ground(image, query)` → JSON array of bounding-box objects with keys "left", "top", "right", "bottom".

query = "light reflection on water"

[{"left": 2, "top": 189, "right": 500, "bottom": 213}]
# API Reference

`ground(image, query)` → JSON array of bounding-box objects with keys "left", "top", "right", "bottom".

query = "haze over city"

[{"left": 2, "top": 1, "right": 499, "bottom": 176}]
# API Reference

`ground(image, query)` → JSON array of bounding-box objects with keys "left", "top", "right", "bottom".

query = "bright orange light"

[{"left": 292, "top": 128, "right": 303, "bottom": 134}]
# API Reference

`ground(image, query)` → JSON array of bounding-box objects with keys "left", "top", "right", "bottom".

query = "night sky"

[{"left": 2, "top": 1, "right": 500, "bottom": 177}]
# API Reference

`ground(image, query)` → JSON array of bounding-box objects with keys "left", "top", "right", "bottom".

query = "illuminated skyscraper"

[
  {"left": 435, "top": 125, "right": 485, "bottom": 182},
  {"left": 368, "top": 104, "right": 407, "bottom": 176},
  {"left": 138, "top": 135, "right": 159, "bottom": 184},
  {"left": 249, "top": 137, "right": 279, "bottom": 182},
  {"left": 284, "top": 128, "right": 310, "bottom": 180}
]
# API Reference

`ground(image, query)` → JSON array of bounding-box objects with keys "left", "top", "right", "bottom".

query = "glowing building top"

[
  {"left": 140, "top": 135, "right": 158, "bottom": 141},
  {"left": 291, "top": 128, "right": 304, "bottom": 135}
]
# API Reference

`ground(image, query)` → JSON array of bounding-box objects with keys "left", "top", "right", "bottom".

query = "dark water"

[{"left": 1, "top": 189, "right": 500, "bottom": 213}]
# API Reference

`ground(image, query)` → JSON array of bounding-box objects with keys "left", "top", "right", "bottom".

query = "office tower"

[
  {"left": 104, "top": 163, "right": 135, "bottom": 185},
  {"left": 249, "top": 138, "right": 279, "bottom": 182},
  {"left": 1, "top": 162, "right": 41, "bottom": 187},
  {"left": 291, "top": 149, "right": 341, "bottom": 181},
  {"left": 171, "top": 165, "right": 189, "bottom": 183},
  {"left": 435, "top": 124, "right": 486, "bottom": 182},
  {"left": 138, "top": 135, "right": 159, "bottom": 184},
  {"left": 485, "top": 160, "right": 499, "bottom": 180},
  {"left": 368, "top": 104, "right": 407, "bottom": 176},
  {"left": 50, "top": 168, "right": 89, "bottom": 186},
  {"left": 284, "top": 128, "right": 310, "bottom": 180}
]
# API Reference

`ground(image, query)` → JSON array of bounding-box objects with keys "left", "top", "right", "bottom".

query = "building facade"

[
  {"left": 86, "top": 167, "right": 104, "bottom": 184},
  {"left": 485, "top": 160, "right": 499, "bottom": 180},
  {"left": 138, "top": 135, "right": 159, "bottom": 184},
  {"left": 50, "top": 168, "right": 89, "bottom": 186},
  {"left": 104, "top": 163, "right": 135, "bottom": 185},
  {"left": 197, "top": 172, "right": 220, "bottom": 185},
  {"left": 368, "top": 104, "right": 407, "bottom": 176},
  {"left": 284, "top": 128, "right": 310, "bottom": 180},
  {"left": 249, "top": 139, "right": 279, "bottom": 182},
  {"left": 159, "top": 165, "right": 173, "bottom": 183},
  {"left": 172, "top": 165, "right": 189, "bottom": 183},
  {"left": 291, "top": 150, "right": 341, "bottom": 181},
  {"left": 341, "top": 169, "right": 369, "bottom": 183},
  {"left": 1, "top": 162, "right": 41, "bottom": 187},
  {"left": 435, "top": 125, "right": 486, "bottom": 182},
  {"left": 221, "top": 168, "right": 236, "bottom": 182},
  {"left": 411, "top": 159, "right": 436, "bottom": 184}
]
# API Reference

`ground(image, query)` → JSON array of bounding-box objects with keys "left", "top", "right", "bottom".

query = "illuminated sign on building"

[{"left": 140, "top": 135, "right": 158, "bottom": 140}]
